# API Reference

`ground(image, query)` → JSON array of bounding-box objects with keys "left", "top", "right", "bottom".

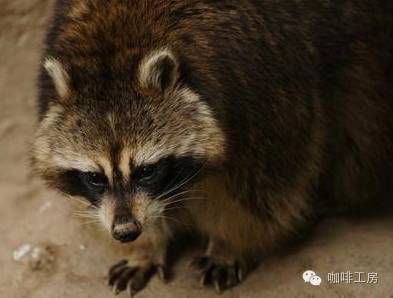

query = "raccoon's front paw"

[
  {"left": 108, "top": 259, "right": 169, "bottom": 296},
  {"left": 191, "top": 256, "right": 245, "bottom": 293}
]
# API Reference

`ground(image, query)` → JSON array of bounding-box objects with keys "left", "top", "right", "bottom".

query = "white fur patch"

[
  {"left": 33, "top": 105, "right": 64, "bottom": 163},
  {"left": 40, "top": 105, "right": 65, "bottom": 130},
  {"left": 119, "top": 147, "right": 131, "bottom": 182},
  {"left": 131, "top": 87, "right": 225, "bottom": 166},
  {"left": 132, "top": 143, "right": 169, "bottom": 167},
  {"left": 52, "top": 154, "right": 99, "bottom": 173},
  {"left": 98, "top": 197, "right": 114, "bottom": 232},
  {"left": 95, "top": 155, "right": 113, "bottom": 186},
  {"left": 33, "top": 105, "right": 108, "bottom": 177},
  {"left": 44, "top": 57, "right": 70, "bottom": 99},
  {"left": 32, "top": 105, "right": 65, "bottom": 172}
]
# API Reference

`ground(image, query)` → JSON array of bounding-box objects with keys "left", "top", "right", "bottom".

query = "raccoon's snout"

[{"left": 111, "top": 215, "right": 141, "bottom": 243}]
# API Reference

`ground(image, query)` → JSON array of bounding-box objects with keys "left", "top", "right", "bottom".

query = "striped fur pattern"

[{"left": 32, "top": 0, "right": 393, "bottom": 294}]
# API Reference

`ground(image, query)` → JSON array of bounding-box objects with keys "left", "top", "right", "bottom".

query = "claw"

[
  {"left": 200, "top": 266, "right": 211, "bottom": 287},
  {"left": 190, "top": 256, "right": 209, "bottom": 270},
  {"left": 107, "top": 260, "right": 161, "bottom": 296},
  {"left": 127, "top": 282, "right": 135, "bottom": 298},
  {"left": 226, "top": 267, "right": 238, "bottom": 287},
  {"left": 194, "top": 256, "right": 245, "bottom": 292},
  {"left": 157, "top": 265, "right": 169, "bottom": 283},
  {"left": 214, "top": 279, "right": 222, "bottom": 294},
  {"left": 212, "top": 266, "right": 226, "bottom": 293},
  {"left": 113, "top": 285, "right": 121, "bottom": 295},
  {"left": 237, "top": 267, "right": 243, "bottom": 282},
  {"left": 109, "top": 265, "right": 128, "bottom": 286},
  {"left": 109, "top": 259, "right": 128, "bottom": 274}
]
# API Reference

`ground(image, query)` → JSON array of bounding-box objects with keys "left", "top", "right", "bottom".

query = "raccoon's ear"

[
  {"left": 44, "top": 57, "right": 71, "bottom": 100},
  {"left": 138, "top": 48, "right": 179, "bottom": 93}
]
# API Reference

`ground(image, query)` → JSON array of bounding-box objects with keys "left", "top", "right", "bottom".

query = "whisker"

[
  {"left": 163, "top": 196, "right": 207, "bottom": 207},
  {"left": 72, "top": 214, "right": 100, "bottom": 219},
  {"left": 157, "top": 167, "right": 186, "bottom": 198},
  {"left": 150, "top": 215, "right": 182, "bottom": 225},
  {"left": 162, "top": 205, "right": 189, "bottom": 213},
  {"left": 72, "top": 215, "right": 101, "bottom": 221},
  {"left": 64, "top": 195, "right": 91, "bottom": 206},
  {"left": 72, "top": 209, "right": 99, "bottom": 214},
  {"left": 80, "top": 220, "right": 101, "bottom": 226},
  {"left": 62, "top": 194, "right": 100, "bottom": 211},
  {"left": 73, "top": 209, "right": 100, "bottom": 215},
  {"left": 163, "top": 206, "right": 186, "bottom": 212},
  {"left": 160, "top": 189, "right": 206, "bottom": 203},
  {"left": 156, "top": 162, "right": 207, "bottom": 200},
  {"left": 72, "top": 209, "right": 101, "bottom": 220},
  {"left": 151, "top": 215, "right": 193, "bottom": 228}
]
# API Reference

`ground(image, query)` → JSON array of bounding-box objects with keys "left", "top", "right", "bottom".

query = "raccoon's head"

[{"left": 32, "top": 48, "right": 225, "bottom": 242}]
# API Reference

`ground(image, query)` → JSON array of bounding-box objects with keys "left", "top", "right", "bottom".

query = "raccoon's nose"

[{"left": 112, "top": 220, "right": 141, "bottom": 243}]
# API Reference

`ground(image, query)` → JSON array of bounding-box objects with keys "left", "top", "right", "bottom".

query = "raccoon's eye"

[
  {"left": 133, "top": 161, "right": 168, "bottom": 187},
  {"left": 83, "top": 172, "right": 108, "bottom": 190},
  {"left": 141, "top": 165, "right": 156, "bottom": 179},
  {"left": 136, "top": 165, "right": 158, "bottom": 183}
]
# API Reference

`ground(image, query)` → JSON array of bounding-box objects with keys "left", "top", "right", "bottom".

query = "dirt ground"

[{"left": 1, "top": 1, "right": 393, "bottom": 297}]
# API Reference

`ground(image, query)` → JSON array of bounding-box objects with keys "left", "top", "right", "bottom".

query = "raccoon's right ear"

[
  {"left": 44, "top": 57, "right": 71, "bottom": 100},
  {"left": 138, "top": 48, "right": 179, "bottom": 93}
]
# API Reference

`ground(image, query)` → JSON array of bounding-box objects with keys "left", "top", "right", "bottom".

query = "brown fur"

[{"left": 32, "top": 0, "right": 393, "bottom": 294}]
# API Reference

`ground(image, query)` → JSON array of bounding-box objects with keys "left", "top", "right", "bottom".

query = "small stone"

[
  {"left": 13, "top": 244, "right": 32, "bottom": 261},
  {"left": 29, "top": 245, "right": 56, "bottom": 271}
]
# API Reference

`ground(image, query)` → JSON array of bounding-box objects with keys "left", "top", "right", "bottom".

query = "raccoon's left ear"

[
  {"left": 138, "top": 48, "right": 179, "bottom": 93},
  {"left": 44, "top": 57, "right": 71, "bottom": 100}
]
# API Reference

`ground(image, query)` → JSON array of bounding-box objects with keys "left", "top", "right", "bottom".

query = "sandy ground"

[{"left": 1, "top": 1, "right": 393, "bottom": 297}]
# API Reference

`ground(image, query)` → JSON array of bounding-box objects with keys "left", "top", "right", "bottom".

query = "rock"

[
  {"left": 13, "top": 243, "right": 32, "bottom": 261},
  {"left": 29, "top": 245, "right": 56, "bottom": 271},
  {"left": 13, "top": 243, "right": 56, "bottom": 271}
]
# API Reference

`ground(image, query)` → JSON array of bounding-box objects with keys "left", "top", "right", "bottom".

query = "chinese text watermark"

[
  {"left": 303, "top": 270, "right": 379, "bottom": 286},
  {"left": 327, "top": 271, "right": 379, "bottom": 284}
]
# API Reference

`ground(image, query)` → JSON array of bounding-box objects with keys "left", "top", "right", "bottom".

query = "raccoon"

[{"left": 32, "top": 0, "right": 393, "bottom": 295}]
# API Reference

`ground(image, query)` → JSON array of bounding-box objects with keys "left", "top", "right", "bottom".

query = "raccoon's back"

[{"left": 39, "top": 0, "right": 393, "bottom": 215}]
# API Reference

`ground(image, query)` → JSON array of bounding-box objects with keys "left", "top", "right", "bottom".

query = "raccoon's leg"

[
  {"left": 188, "top": 178, "right": 263, "bottom": 292},
  {"left": 189, "top": 174, "right": 314, "bottom": 292},
  {"left": 108, "top": 220, "right": 171, "bottom": 296},
  {"left": 191, "top": 237, "right": 246, "bottom": 293},
  {"left": 190, "top": 203, "right": 261, "bottom": 293}
]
